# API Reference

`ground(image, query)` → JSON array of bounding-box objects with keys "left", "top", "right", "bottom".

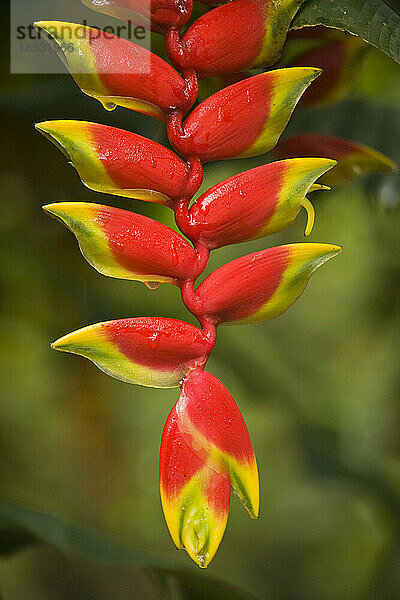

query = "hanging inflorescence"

[{"left": 35, "top": 0, "right": 348, "bottom": 568}]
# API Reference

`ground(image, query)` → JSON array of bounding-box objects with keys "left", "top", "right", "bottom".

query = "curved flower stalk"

[{"left": 36, "top": 1, "right": 349, "bottom": 568}]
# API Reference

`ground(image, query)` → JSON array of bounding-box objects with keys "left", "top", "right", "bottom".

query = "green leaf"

[
  {"left": 0, "top": 499, "right": 258, "bottom": 600},
  {"left": 0, "top": 498, "right": 151, "bottom": 562},
  {"left": 293, "top": 0, "right": 400, "bottom": 64}
]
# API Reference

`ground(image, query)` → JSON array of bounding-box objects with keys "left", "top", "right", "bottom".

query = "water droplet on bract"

[
  {"left": 144, "top": 281, "right": 161, "bottom": 290},
  {"left": 99, "top": 98, "right": 117, "bottom": 111}
]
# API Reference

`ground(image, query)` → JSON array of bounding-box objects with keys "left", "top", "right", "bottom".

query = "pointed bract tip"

[
  {"left": 290, "top": 66, "right": 323, "bottom": 80},
  {"left": 35, "top": 121, "right": 51, "bottom": 134},
  {"left": 42, "top": 203, "right": 81, "bottom": 229},
  {"left": 50, "top": 335, "right": 69, "bottom": 352},
  {"left": 50, "top": 327, "right": 89, "bottom": 353},
  {"left": 291, "top": 242, "right": 342, "bottom": 271},
  {"left": 42, "top": 202, "right": 91, "bottom": 221},
  {"left": 42, "top": 203, "right": 62, "bottom": 218},
  {"left": 33, "top": 22, "right": 64, "bottom": 45},
  {"left": 314, "top": 243, "right": 342, "bottom": 258},
  {"left": 35, "top": 120, "right": 74, "bottom": 137}
]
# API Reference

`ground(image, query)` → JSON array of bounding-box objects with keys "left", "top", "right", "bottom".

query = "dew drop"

[
  {"left": 144, "top": 281, "right": 161, "bottom": 290},
  {"left": 98, "top": 98, "right": 117, "bottom": 111}
]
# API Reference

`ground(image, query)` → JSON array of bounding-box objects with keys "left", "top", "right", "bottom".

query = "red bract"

[
  {"left": 176, "top": 369, "right": 259, "bottom": 517},
  {"left": 43, "top": 203, "right": 199, "bottom": 285},
  {"left": 182, "top": 0, "right": 266, "bottom": 78},
  {"left": 160, "top": 403, "right": 231, "bottom": 568},
  {"left": 36, "top": 121, "right": 189, "bottom": 205},
  {"left": 36, "top": 22, "right": 186, "bottom": 119},
  {"left": 160, "top": 368, "right": 259, "bottom": 567},
  {"left": 170, "top": 68, "right": 321, "bottom": 161},
  {"left": 195, "top": 244, "right": 341, "bottom": 325},
  {"left": 184, "top": 158, "right": 335, "bottom": 248},
  {"left": 38, "top": 0, "right": 347, "bottom": 568},
  {"left": 52, "top": 318, "right": 212, "bottom": 387},
  {"left": 181, "top": 0, "right": 307, "bottom": 78}
]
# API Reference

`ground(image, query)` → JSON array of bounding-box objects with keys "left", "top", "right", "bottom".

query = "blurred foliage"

[
  {"left": 1, "top": 1, "right": 400, "bottom": 599},
  {"left": 0, "top": 500, "right": 256, "bottom": 600},
  {"left": 293, "top": 0, "right": 400, "bottom": 64}
]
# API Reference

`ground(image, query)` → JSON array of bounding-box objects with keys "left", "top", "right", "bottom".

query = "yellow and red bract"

[
  {"left": 43, "top": 202, "right": 199, "bottom": 286},
  {"left": 36, "top": 121, "right": 188, "bottom": 205},
  {"left": 160, "top": 368, "right": 259, "bottom": 566},
  {"left": 81, "top": 0, "right": 193, "bottom": 31},
  {"left": 186, "top": 157, "right": 336, "bottom": 248},
  {"left": 182, "top": 0, "right": 307, "bottom": 78},
  {"left": 176, "top": 369, "right": 259, "bottom": 518},
  {"left": 35, "top": 22, "right": 186, "bottom": 119},
  {"left": 196, "top": 243, "right": 341, "bottom": 325},
  {"left": 160, "top": 404, "right": 230, "bottom": 568},
  {"left": 52, "top": 318, "right": 213, "bottom": 388},
  {"left": 173, "top": 68, "right": 321, "bottom": 161},
  {"left": 274, "top": 133, "right": 397, "bottom": 185}
]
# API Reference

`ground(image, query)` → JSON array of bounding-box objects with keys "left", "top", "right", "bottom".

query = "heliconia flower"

[
  {"left": 274, "top": 133, "right": 397, "bottom": 185},
  {"left": 81, "top": 0, "right": 193, "bottom": 30},
  {"left": 51, "top": 318, "right": 212, "bottom": 388},
  {"left": 186, "top": 157, "right": 336, "bottom": 249},
  {"left": 182, "top": 0, "right": 307, "bottom": 78},
  {"left": 173, "top": 68, "right": 321, "bottom": 162},
  {"left": 195, "top": 243, "right": 341, "bottom": 325},
  {"left": 288, "top": 33, "right": 370, "bottom": 108},
  {"left": 35, "top": 22, "right": 186, "bottom": 120},
  {"left": 160, "top": 403, "right": 231, "bottom": 568},
  {"left": 175, "top": 369, "right": 259, "bottom": 519},
  {"left": 43, "top": 202, "right": 199, "bottom": 286},
  {"left": 35, "top": 121, "right": 188, "bottom": 205}
]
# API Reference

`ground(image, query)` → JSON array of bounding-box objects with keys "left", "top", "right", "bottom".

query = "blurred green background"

[{"left": 1, "top": 2, "right": 400, "bottom": 599}]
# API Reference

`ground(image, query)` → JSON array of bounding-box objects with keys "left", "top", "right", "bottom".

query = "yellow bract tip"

[{"left": 50, "top": 324, "right": 98, "bottom": 354}]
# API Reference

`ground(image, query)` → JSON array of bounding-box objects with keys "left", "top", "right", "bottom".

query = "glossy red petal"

[
  {"left": 36, "top": 22, "right": 186, "bottom": 119},
  {"left": 36, "top": 121, "right": 188, "bottom": 204},
  {"left": 182, "top": 0, "right": 307, "bottom": 78},
  {"left": 43, "top": 202, "right": 199, "bottom": 285},
  {"left": 186, "top": 158, "right": 335, "bottom": 248},
  {"left": 52, "top": 318, "right": 213, "bottom": 387},
  {"left": 160, "top": 405, "right": 230, "bottom": 567},
  {"left": 173, "top": 68, "right": 320, "bottom": 161},
  {"left": 182, "top": 0, "right": 266, "bottom": 78},
  {"left": 176, "top": 369, "right": 259, "bottom": 518},
  {"left": 195, "top": 243, "right": 341, "bottom": 325}
]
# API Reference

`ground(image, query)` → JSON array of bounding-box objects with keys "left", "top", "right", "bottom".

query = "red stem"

[{"left": 165, "top": 25, "right": 217, "bottom": 361}]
